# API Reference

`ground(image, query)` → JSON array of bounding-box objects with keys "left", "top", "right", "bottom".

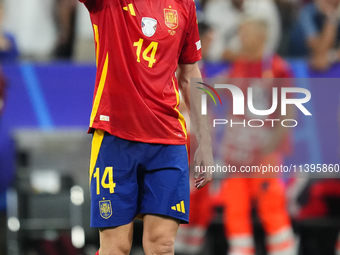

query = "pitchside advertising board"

[{"left": 190, "top": 78, "right": 340, "bottom": 178}]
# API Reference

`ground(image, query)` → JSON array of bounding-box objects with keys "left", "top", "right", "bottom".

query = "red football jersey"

[{"left": 80, "top": 0, "right": 202, "bottom": 144}]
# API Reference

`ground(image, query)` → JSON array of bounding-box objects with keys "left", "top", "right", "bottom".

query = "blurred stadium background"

[{"left": 1, "top": 0, "right": 340, "bottom": 255}]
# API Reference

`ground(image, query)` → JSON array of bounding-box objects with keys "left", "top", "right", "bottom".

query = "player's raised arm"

[{"left": 177, "top": 63, "right": 213, "bottom": 189}]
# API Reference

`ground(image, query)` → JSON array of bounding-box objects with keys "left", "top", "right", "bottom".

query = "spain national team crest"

[
  {"left": 99, "top": 199, "right": 112, "bottom": 219},
  {"left": 164, "top": 9, "right": 178, "bottom": 29},
  {"left": 141, "top": 17, "right": 157, "bottom": 37}
]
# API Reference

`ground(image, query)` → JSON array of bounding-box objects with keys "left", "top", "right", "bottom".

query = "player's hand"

[{"left": 194, "top": 140, "right": 214, "bottom": 189}]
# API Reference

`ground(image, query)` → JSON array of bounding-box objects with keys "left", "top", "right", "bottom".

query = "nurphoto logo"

[{"left": 198, "top": 82, "right": 312, "bottom": 128}]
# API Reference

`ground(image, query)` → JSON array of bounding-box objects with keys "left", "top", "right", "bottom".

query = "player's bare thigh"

[
  {"left": 99, "top": 222, "right": 134, "bottom": 255},
  {"left": 143, "top": 214, "right": 180, "bottom": 255}
]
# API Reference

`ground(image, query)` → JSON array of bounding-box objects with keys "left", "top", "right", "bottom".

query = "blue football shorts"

[{"left": 89, "top": 129, "right": 190, "bottom": 228}]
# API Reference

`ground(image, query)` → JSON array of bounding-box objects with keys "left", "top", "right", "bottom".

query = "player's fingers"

[
  {"left": 194, "top": 177, "right": 204, "bottom": 186},
  {"left": 195, "top": 178, "right": 204, "bottom": 189},
  {"left": 196, "top": 179, "right": 207, "bottom": 189},
  {"left": 195, "top": 176, "right": 204, "bottom": 181},
  {"left": 195, "top": 176, "right": 212, "bottom": 189}
]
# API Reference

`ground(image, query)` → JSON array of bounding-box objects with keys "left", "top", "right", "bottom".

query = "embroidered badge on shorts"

[{"left": 99, "top": 198, "right": 112, "bottom": 219}]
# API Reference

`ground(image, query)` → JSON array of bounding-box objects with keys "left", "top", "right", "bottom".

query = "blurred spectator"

[
  {"left": 204, "top": 0, "right": 281, "bottom": 62},
  {"left": 275, "top": 0, "right": 300, "bottom": 55},
  {"left": 291, "top": 0, "right": 340, "bottom": 71},
  {"left": 196, "top": 0, "right": 212, "bottom": 11},
  {"left": 54, "top": 0, "right": 78, "bottom": 59},
  {"left": 219, "top": 16, "right": 296, "bottom": 255},
  {"left": 4, "top": 0, "right": 93, "bottom": 61},
  {"left": 303, "top": 0, "right": 313, "bottom": 3},
  {"left": 195, "top": 0, "right": 213, "bottom": 21},
  {"left": 198, "top": 22, "right": 215, "bottom": 61},
  {"left": 4, "top": 0, "right": 57, "bottom": 60},
  {"left": 0, "top": 1, "right": 18, "bottom": 63},
  {"left": 0, "top": 67, "right": 5, "bottom": 255},
  {"left": 197, "top": 22, "right": 215, "bottom": 77},
  {"left": 0, "top": 68, "right": 4, "bottom": 116}
]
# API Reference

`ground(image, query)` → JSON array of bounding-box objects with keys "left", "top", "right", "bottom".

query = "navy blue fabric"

[{"left": 90, "top": 133, "right": 190, "bottom": 228}]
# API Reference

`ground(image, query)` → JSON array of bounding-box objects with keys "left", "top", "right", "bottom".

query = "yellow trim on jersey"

[
  {"left": 90, "top": 53, "right": 109, "bottom": 127},
  {"left": 172, "top": 78, "right": 187, "bottom": 139},
  {"left": 93, "top": 24, "right": 100, "bottom": 67},
  {"left": 128, "top": 3, "right": 136, "bottom": 16},
  {"left": 89, "top": 129, "right": 105, "bottom": 186}
]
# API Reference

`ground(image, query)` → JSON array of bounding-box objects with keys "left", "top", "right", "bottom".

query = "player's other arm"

[{"left": 177, "top": 63, "right": 213, "bottom": 189}]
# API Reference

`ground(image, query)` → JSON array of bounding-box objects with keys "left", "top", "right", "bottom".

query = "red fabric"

[
  {"left": 38, "top": 240, "right": 61, "bottom": 255},
  {"left": 189, "top": 183, "right": 213, "bottom": 227},
  {"left": 298, "top": 179, "right": 340, "bottom": 219},
  {"left": 95, "top": 251, "right": 99, "bottom": 255},
  {"left": 57, "top": 235, "right": 81, "bottom": 255},
  {"left": 80, "top": 0, "right": 201, "bottom": 144}
]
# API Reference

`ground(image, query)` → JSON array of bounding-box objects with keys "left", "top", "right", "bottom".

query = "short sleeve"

[
  {"left": 256, "top": 0, "right": 281, "bottom": 54},
  {"left": 178, "top": 1, "right": 202, "bottom": 64}
]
